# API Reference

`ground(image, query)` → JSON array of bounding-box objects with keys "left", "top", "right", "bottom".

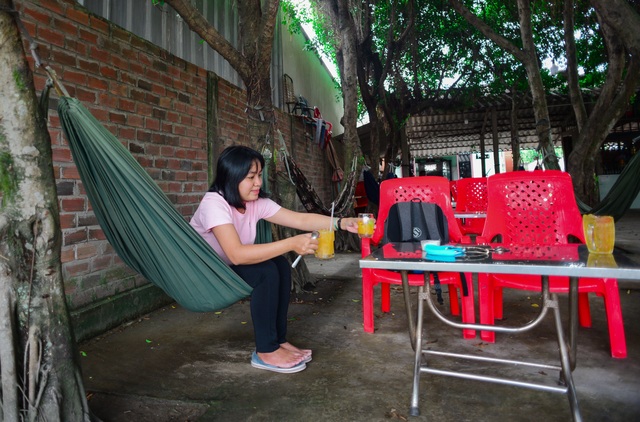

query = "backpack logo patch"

[{"left": 412, "top": 227, "right": 423, "bottom": 238}]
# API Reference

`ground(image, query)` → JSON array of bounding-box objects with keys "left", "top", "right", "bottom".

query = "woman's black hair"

[{"left": 208, "top": 145, "right": 268, "bottom": 209}]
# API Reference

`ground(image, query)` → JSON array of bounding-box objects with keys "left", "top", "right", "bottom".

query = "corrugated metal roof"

[{"left": 405, "top": 90, "right": 608, "bottom": 157}]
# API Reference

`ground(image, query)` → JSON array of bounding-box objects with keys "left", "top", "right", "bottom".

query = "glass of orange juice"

[
  {"left": 315, "top": 229, "right": 335, "bottom": 259},
  {"left": 357, "top": 213, "right": 375, "bottom": 238},
  {"left": 583, "top": 214, "right": 615, "bottom": 254}
]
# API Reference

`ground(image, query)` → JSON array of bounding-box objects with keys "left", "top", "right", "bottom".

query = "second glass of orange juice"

[{"left": 583, "top": 214, "right": 615, "bottom": 254}]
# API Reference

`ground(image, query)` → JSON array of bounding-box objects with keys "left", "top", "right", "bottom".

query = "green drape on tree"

[
  {"left": 577, "top": 151, "right": 640, "bottom": 221},
  {"left": 58, "top": 97, "right": 252, "bottom": 312},
  {"left": 255, "top": 153, "right": 273, "bottom": 244}
]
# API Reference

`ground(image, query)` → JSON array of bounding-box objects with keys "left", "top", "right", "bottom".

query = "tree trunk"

[
  {"left": 450, "top": 0, "right": 560, "bottom": 171},
  {"left": 567, "top": 0, "right": 640, "bottom": 205},
  {"left": 0, "top": 3, "right": 92, "bottom": 420},
  {"left": 515, "top": 0, "right": 560, "bottom": 171}
]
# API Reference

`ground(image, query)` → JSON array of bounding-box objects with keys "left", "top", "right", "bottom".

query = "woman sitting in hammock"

[{"left": 190, "top": 145, "right": 361, "bottom": 373}]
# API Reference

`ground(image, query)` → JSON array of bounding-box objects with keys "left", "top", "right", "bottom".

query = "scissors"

[{"left": 424, "top": 244, "right": 509, "bottom": 261}]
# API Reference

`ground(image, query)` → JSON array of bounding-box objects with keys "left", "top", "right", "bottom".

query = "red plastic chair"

[
  {"left": 477, "top": 170, "right": 626, "bottom": 358},
  {"left": 455, "top": 177, "right": 488, "bottom": 236},
  {"left": 354, "top": 181, "right": 368, "bottom": 214},
  {"left": 449, "top": 180, "right": 458, "bottom": 203},
  {"left": 360, "top": 176, "right": 476, "bottom": 338}
]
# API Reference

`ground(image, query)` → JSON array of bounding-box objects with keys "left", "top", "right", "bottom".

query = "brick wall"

[{"left": 16, "top": 0, "right": 337, "bottom": 334}]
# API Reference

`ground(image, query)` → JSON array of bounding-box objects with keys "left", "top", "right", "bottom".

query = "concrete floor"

[{"left": 80, "top": 211, "right": 640, "bottom": 421}]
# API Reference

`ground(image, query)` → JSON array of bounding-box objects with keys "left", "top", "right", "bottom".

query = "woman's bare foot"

[
  {"left": 280, "top": 342, "right": 312, "bottom": 360},
  {"left": 257, "top": 347, "right": 304, "bottom": 368}
]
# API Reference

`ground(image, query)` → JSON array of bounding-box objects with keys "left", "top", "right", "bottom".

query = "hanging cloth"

[
  {"left": 57, "top": 97, "right": 252, "bottom": 312},
  {"left": 284, "top": 154, "right": 357, "bottom": 217}
]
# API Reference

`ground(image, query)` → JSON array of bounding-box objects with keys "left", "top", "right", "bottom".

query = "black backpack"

[
  {"left": 382, "top": 199, "right": 468, "bottom": 303},
  {"left": 383, "top": 199, "right": 449, "bottom": 244}
]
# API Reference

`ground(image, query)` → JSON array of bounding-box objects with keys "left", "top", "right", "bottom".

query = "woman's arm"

[
  {"left": 211, "top": 223, "right": 319, "bottom": 266},
  {"left": 266, "top": 208, "right": 360, "bottom": 233},
  {"left": 213, "top": 208, "right": 367, "bottom": 266}
]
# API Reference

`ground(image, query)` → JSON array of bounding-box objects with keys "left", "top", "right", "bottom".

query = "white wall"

[
  {"left": 281, "top": 29, "right": 344, "bottom": 136},
  {"left": 599, "top": 175, "right": 640, "bottom": 209}
]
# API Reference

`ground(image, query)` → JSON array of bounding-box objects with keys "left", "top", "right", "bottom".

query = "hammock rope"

[
  {"left": 58, "top": 97, "right": 252, "bottom": 312},
  {"left": 285, "top": 154, "right": 357, "bottom": 217}
]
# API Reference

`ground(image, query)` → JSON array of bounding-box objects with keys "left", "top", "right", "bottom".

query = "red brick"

[
  {"left": 137, "top": 103, "right": 152, "bottom": 116},
  {"left": 66, "top": 7, "right": 90, "bottom": 26},
  {"left": 64, "top": 229, "right": 88, "bottom": 245},
  {"left": 109, "top": 111, "right": 127, "bottom": 124},
  {"left": 52, "top": 147, "right": 72, "bottom": 163},
  {"left": 60, "top": 197, "right": 85, "bottom": 212},
  {"left": 128, "top": 115, "right": 144, "bottom": 128},
  {"left": 78, "top": 58, "right": 100, "bottom": 73},
  {"left": 59, "top": 213, "right": 76, "bottom": 230},
  {"left": 119, "top": 98, "right": 136, "bottom": 112},
  {"left": 98, "top": 92, "right": 118, "bottom": 109},
  {"left": 64, "top": 260, "right": 90, "bottom": 277},
  {"left": 145, "top": 118, "right": 160, "bottom": 131},
  {"left": 100, "top": 65, "right": 118, "bottom": 80},
  {"left": 38, "top": 27, "right": 65, "bottom": 48},
  {"left": 60, "top": 166, "right": 80, "bottom": 180},
  {"left": 89, "top": 15, "right": 109, "bottom": 35},
  {"left": 79, "top": 28, "right": 99, "bottom": 45},
  {"left": 23, "top": 6, "right": 53, "bottom": 25},
  {"left": 53, "top": 17, "right": 78, "bottom": 36},
  {"left": 119, "top": 127, "right": 136, "bottom": 140},
  {"left": 87, "top": 76, "right": 108, "bottom": 90},
  {"left": 76, "top": 87, "right": 97, "bottom": 103},
  {"left": 87, "top": 107, "right": 108, "bottom": 122},
  {"left": 112, "top": 55, "right": 129, "bottom": 71},
  {"left": 76, "top": 242, "right": 100, "bottom": 260},
  {"left": 88, "top": 47, "right": 110, "bottom": 66},
  {"left": 60, "top": 247, "right": 75, "bottom": 264},
  {"left": 62, "top": 70, "right": 87, "bottom": 85},
  {"left": 110, "top": 82, "right": 129, "bottom": 97}
]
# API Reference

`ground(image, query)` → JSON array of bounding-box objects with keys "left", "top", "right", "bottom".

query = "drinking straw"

[{"left": 329, "top": 201, "right": 335, "bottom": 231}]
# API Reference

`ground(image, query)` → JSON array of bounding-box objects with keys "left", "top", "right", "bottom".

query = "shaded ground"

[
  {"left": 82, "top": 210, "right": 640, "bottom": 422},
  {"left": 85, "top": 278, "right": 348, "bottom": 422}
]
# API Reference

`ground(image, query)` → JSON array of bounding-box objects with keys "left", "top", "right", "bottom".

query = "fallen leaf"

[
  {"left": 80, "top": 351, "right": 87, "bottom": 357},
  {"left": 531, "top": 303, "right": 539, "bottom": 308},
  {"left": 145, "top": 339, "right": 152, "bottom": 343}
]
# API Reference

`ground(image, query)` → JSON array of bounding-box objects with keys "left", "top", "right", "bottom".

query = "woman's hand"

[
  {"left": 340, "top": 217, "right": 371, "bottom": 234},
  {"left": 293, "top": 232, "right": 320, "bottom": 255}
]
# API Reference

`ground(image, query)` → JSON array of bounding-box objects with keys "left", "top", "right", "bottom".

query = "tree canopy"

[{"left": 287, "top": 0, "right": 640, "bottom": 205}]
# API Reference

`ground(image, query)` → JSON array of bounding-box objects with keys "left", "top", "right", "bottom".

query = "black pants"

[{"left": 231, "top": 255, "right": 291, "bottom": 353}]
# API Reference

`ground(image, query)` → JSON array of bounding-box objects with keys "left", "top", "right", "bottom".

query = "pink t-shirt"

[{"left": 189, "top": 192, "right": 281, "bottom": 265}]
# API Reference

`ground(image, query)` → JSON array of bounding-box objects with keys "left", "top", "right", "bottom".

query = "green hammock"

[
  {"left": 577, "top": 150, "right": 640, "bottom": 221},
  {"left": 58, "top": 97, "right": 252, "bottom": 312}
]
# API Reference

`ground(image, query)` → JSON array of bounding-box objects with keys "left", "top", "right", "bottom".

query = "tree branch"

[
  {"left": 563, "top": 0, "right": 588, "bottom": 130},
  {"left": 164, "top": 0, "right": 251, "bottom": 79},
  {"left": 448, "top": 0, "right": 527, "bottom": 63}
]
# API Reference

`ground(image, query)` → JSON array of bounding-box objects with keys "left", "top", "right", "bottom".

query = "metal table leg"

[
  {"left": 409, "top": 271, "right": 429, "bottom": 416},
  {"left": 405, "top": 272, "right": 582, "bottom": 421},
  {"left": 569, "top": 276, "right": 578, "bottom": 370},
  {"left": 400, "top": 270, "right": 416, "bottom": 348}
]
